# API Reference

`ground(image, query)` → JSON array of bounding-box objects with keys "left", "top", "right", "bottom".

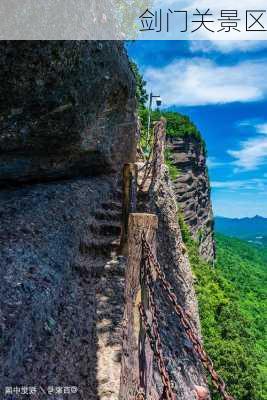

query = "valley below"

[
  {"left": 215, "top": 215, "right": 267, "bottom": 247},
  {"left": 185, "top": 231, "right": 267, "bottom": 400}
]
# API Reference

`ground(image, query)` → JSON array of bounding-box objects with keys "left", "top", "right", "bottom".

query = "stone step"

[
  {"left": 113, "top": 189, "right": 122, "bottom": 200},
  {"left": 93, "top": 209, "right": 122, "bottom": 222},
  {"left": 101, "top": 201, "right": 121, "bottom": 212},
  {"left": 90, "top": 221, "right": 121, "bottom": 237},
  {"left": 79, "top": 236, "right": 120, "bottom": 256}
]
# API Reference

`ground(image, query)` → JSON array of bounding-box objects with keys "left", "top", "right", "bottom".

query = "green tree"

[{"left": 130, "top": 60, "right": 148, "bottom": 109}]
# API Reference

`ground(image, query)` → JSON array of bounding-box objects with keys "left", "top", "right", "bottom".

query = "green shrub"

[
  {"left": 139, "top": 108, "right": 207, "bottom": 155},
  {"left": 165, "top": 148, "right": 180, "bottom": 181}
]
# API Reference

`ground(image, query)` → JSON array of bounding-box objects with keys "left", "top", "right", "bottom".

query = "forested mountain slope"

[{"left": 180, "top": 225, "right": 267, "bottom": 400}]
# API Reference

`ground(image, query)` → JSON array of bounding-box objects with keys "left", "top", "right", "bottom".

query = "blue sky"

[{"left": 127, "top": 40, "right": 267, "bottom": 218}]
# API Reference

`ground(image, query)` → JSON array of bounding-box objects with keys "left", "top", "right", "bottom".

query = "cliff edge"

[{"left": 169, "top": 136, "right": 215, "bottom": 262}]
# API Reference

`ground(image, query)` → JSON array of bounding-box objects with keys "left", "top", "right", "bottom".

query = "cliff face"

[
  {"left": 145, "top": 168, "right": 209, "bottom": 399},
  {"left": 169, "top": 136, "right": 215, "bottom": 261},
  {"left": 0, "top": 41, "right": 136, "bottom": 398},
  {"left": 0, "top": 41, "right": 136, "bottom": 184},
  {"left": 0, "top": 177, "right": 124, "bottom": 399}
]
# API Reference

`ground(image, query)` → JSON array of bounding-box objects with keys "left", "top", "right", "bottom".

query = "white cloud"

[
  {"left": 144, "top": 58, "right": 267, "bottom": 107},
  {"left": 212, "top": 180, "right": 247, "bottom": 189},
  {"left": 228, "top": 136, "right": 267, "bottom": 171},
  {"left": 212, "top": 194, "right": 267, "bottom": 218},
  {"left": 189, "top": 41, "right": 267, "bottom": 54},
  {"left": 237, "top": 119, "right": 258, "bottom": 128},
  {"left": 237, "top": 119, "right": 267, "bottom": 134},
  {"left": 256, "top": 123, "right": 267, "bottom": 134},
  {"left": 207, "top": 157, "right": 224, "bottom": 169},
  {"left": 227, "top": 119, "right": 267, "bottom": 171},
  {"left": 212, "top": 178, "right": 267, "bottom": 190}
]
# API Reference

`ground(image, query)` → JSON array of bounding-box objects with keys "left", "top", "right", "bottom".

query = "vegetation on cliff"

[
  {"left": 129, "top": 60, "right": 148, "bottom": 110},
  {"left": 139, "top": 108, "right": 205, "bottom": 147},
  {"left": 130, "top": 60, "right": 206, "bottom": 152},
  {"left": 179, "top": 214, "right": 267, "bottom": 400},
  {"left": 130, "top": 60, "right": 207, "bottom": 186},
  {"left": 164, "top": 148, "right": 180, "bottom": 181}
]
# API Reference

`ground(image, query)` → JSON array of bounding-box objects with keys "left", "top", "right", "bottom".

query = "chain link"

[
  {"left": 141, "top": 233, "right": 235, "bottom": 400},
  {"left": 139, "top": 161, "right": 153, "bottom": 190},
  {"left": 139, "top": 256, "right": 176, "bottom": 400},
  {"left": 135, "top": 388, "right": 145, "bottom": 400}
]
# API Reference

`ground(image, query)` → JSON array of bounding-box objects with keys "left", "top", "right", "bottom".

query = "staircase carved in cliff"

[{"left": 82, "top": 189, "right": 127, "bottom": 400}]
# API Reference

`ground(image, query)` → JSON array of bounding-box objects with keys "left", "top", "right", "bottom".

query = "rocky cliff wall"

[
  {"left": 0, "top": 41, "right": 136, "bottom": 184},
  {"left": 0, "top": 176, "right": 123, "bottom": 399},
  {"left": 0, "top": 41, "right": 136, "bottom": 399},
  {"left": 168, "top": 136, "right": 215, "bottom": 261},
  {"left": 145, "top": 168, "right": 209, "bottom": 399}
]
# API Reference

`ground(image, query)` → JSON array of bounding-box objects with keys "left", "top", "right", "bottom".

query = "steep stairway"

[
  {"left": 79, "top": 194, "right": 122, "bottom": 259},
  {"left": 45, "top": 185, "right": 126, "bottom": 400},
  {"left": 84, "top": 189, "right": 126, "bottom": 400},
  {"left": 96, "top": 253, "right": 126, "bottom": 400}
]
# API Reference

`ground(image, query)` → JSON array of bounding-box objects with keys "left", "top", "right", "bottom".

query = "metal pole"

[{"left": 146, "top": 92, "right": 153, "bottom": 149}]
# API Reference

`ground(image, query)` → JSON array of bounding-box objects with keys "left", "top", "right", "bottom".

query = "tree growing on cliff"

[{"left": 130, "top": 60, "right": 148, "bottom": 109}]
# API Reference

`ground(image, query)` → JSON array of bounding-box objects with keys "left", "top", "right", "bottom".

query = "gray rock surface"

[
  {"left": 0, "top": 41, "right": 136, "bottom": 184},
  {"left": 139, "top": 166, "right": 210, "bottom": 400},
  {"left": 0, "top": 176, "right": 124, "bottom": 399},
  {"left": 168, "top": 136, "right": 215, "bottom": 261},
  {"left": 0, "top": 40, "right": 137, "bottom": 399}
]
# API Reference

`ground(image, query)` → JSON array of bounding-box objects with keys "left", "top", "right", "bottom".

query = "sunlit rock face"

[
  {"left": 169, "top": 136, "right": 215, "bottom": 262},
  {"left": 0, "top": 41, "right": 137, "bottom": 184}
]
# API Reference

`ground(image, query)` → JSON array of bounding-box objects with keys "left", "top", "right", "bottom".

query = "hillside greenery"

[
  {"left": 138, "top": 108, "right": 207, "bottom": 181},
  {"left": 130, "top": 59, "right": 206, "bottom": 153},
  {"left": 179, "top": 214, "right": 267, "bottom": 400},
  {"left": 164, "top": 148, "right": 180, "bottom": 181},
  {"left": 139, "top": 108, "right": 206, "bottom": 153}
]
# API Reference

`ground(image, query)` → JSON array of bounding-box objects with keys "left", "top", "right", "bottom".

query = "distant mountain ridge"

[{"left": 215, "top": 215, "right": 267, "bottom": 245}]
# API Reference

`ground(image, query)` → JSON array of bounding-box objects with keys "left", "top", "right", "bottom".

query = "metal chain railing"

[
  {"left": 139, "top": 256, "right": 176, "bottom": 400},
  {"left": 138, "top": 118, "right": 166, "bottom": 191},
  {"left": 139, "top": 160, "right": 153, "bottom": 190},
  {"left": 140, "top": 232, "right": 235, "bottom": 400}
]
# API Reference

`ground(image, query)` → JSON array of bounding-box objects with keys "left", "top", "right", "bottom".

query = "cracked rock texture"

[
  {"left": 0, "top": 40, "right": 212, "bottom": 400},
  {"left": 168, "top": 137, "right": 215, "bottom": 261},
  {"left": 0, "top": 176, "right": 124, "bottom": 399},
  {"left": 0, "top": 41, "right": 136, "bottom": 184},
  {"left": 0, "top": 41, "right": 136, "bottom": 399},
  {"left": 143, "top": 167, "right": 210, "bottom": 400}
]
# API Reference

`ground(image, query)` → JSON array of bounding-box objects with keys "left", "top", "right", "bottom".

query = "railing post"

[
  {"left": 120, "top": 163, "right": 138, "bottom": 255},
  {"left": 120, "top": 213, "right": 158, "bottom": 400},
  {"left": 151, "top": 118, "right": 166, "bottom": 186}
]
